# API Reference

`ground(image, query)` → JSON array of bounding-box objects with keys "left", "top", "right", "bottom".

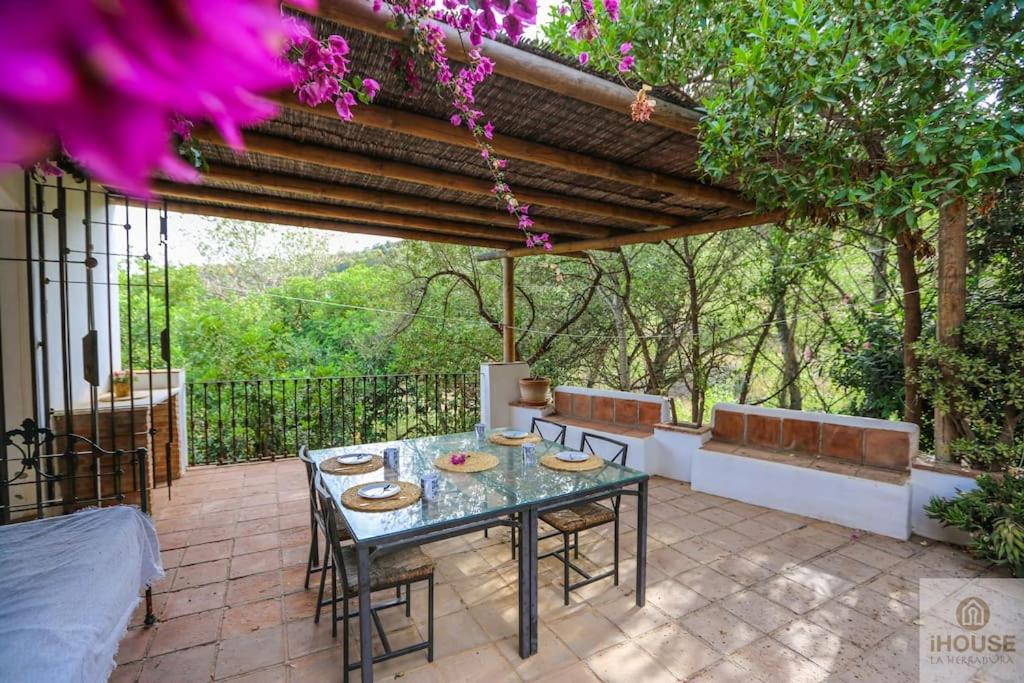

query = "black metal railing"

[{"left": 185, "top": 372, "right": 480, "bottom": 465}]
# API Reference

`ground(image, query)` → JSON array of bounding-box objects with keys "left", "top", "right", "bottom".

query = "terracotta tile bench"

[
  {"left": 691, "top": 404, "right": 919, "bottom": 538},
  {"left": 706, "top": 404, "right": 915, "bottom": 483},
  {"left": 547, "top": 387, "right": 670, "bottom": 437}
]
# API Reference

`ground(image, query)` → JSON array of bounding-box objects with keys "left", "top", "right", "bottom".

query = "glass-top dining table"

[{"left": 309, "top": 430, "right": 650, "bottom": 682}]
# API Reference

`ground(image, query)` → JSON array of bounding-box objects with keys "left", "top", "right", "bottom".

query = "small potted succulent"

[
  {"left": 112, "top": 370, "right": 131, "bottom": 398},
  {"left": 518, "top": 377, "right": 551, "bottom": 406}
]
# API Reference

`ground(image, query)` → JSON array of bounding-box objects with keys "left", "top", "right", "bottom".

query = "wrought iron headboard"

[{"left": 1, "top": 417, "right": 150, "bottom": 524}]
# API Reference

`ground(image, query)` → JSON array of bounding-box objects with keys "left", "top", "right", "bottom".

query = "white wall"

[
  {"left": 479, "top": 362, "right": 531, "bottom": 429},
  {"left": 910, "top": 467, "right": 977, "bottom": 545}
]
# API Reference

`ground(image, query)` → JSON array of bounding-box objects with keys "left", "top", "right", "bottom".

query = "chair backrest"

[
  {"left": 580, "top": 432, "right": 628, "bottom": 467},
  {"left": 298, "top": 445, "right": 325, "bottom": 525},
  {"left": 531, "top": 417, "right": 567, "bottom": 445},
  {"left": 313, "top": 470, "right": 350, "bottom": 578}
]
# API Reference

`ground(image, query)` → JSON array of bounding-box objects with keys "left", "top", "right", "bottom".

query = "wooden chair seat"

[
  {"left": 540, "top": 503, "right": 615, "bottom": 534},
  {"left": 338, "top": 546, "right": 434, "bottom": 594}
]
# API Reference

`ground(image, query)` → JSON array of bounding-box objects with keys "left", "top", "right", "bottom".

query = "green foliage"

[
  {"left": 828, "top": 307, "right": 907, "bottom": 419},
  {"left": 545, "top": 0, "right": 1024, "bottom": 225},
  {"left": 915, "top": 307, "right": 1024, "bottom": 470},
  {"left": 925, "top": 473, "right": 1024, "bottom": 577}
]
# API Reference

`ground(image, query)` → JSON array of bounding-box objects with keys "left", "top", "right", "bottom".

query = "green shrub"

[
  {"left": 925, "top": 472, "right": 1024, "bottom": 578},
  {"left": 914, "top": 307, "right": 1024, "bottom": 471}
]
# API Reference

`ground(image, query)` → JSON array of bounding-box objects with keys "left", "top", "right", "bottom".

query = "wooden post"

[
  {"left": 935, "top": 195, "right": 967, "bottom": 459},
  {"left": 502, "top": 257, "right": 515, "bottom": 362}
]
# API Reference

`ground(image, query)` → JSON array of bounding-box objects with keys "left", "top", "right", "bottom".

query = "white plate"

[
  {"left": 358, "top": 483, "right": 401, "bottom": 499},
  {"left": 557, "top": 451, "right": 590, "bottom": 463},
  {"left": 337, "top": 453, "right": 373, "bottom": 466},
  {"left": 500, "top": 430, "right": 529, "bottom": 439}
]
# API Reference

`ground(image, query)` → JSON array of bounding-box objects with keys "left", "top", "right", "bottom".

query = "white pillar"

[{"left": 479, "top": 361, "right": 530, "bottom": 429}]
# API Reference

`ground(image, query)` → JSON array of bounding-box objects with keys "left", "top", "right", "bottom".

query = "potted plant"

[
  {"left": 518, "top": 377, "right": 551, "bottom": 406},
  {"left": 112, "top": 370, "right": 131, "bottom": 399}
]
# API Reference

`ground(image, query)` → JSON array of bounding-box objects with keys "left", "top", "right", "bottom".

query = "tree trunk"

[
  {"left": 935, "top": 196, "right": 968, "bottom": 459},
  {"left": 895, "top": 230, "right": 923, "bottom": 425},
  {"left": 869, "top": 234, "right": 889, "bottom": 305},
  {"left": 775, "top": 299, "right": 802, "bottom": 410},
  {"left": 738, "top": 301, "right": 778, "bottom": 404},
  {"left": 684, "top": 239, "right": 704, "bottom": 424}
]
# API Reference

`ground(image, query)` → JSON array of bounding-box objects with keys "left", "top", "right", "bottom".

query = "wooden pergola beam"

[
  {"left": 279, "top": 98, "right": 752, "bottom": 211},
  {"left": 201, "top": 164, "right": 613, "bottom": 239},
  {"left": 153, "top": 182, "right": 529, "bottom": 244},
  {"left": 478, "top": 209, "right": 789, "bottom": 259},
  {"left": 158, "top": 200, "right": 512, "bottom": 249},
  {"left": 306, "top": 0, "right": 702, "bottom": 137},
  {"left": 198, "top": 130, "right": 685, "bottom": 228}
]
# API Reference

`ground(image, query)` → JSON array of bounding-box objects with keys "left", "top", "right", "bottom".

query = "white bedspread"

[{"left": 0, "top": 506, "right": 164, "bottom": 682}]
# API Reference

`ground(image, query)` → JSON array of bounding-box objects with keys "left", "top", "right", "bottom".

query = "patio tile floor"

[{"left": 114, "top": 460, "right": 1007, "bottom": 682}]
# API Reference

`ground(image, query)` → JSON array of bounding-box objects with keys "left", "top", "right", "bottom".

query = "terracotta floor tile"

[
  {"left": 230, "top": 549, "right": 281, "bottom": 579},
  {"left": 677, "top": 565, "right": 746, "bottom": 600},
  {"left": 221, "top": 598, "right": 282, "bottom": 639},
  {"left": 227, "top": 571, "right": 282, "bottom": 605},
  {"left": 148, "top": 609, "right": 223, "bottom": 656},
  {"left": 433, "top": 643, "right": 519, "bottom": 683},
  {"left": 680, "top": 605, "right": 763, "bottom": 654},
  {"left": 431, "top": 609, "right": 492, "bottom": 660},
  {"left": 644, "top": 578, "right": 708, "bottom": 619},
  {"left": 586, "top": 641, "right": 676, "bottom": 683},
  {"left": 719, "top": 589, "right": 798, "bottom": 633},
  {"left": 634, "top": 623, "right": 720, "bottom": 680},
  {"left": 171, "top": 559, "right": 229, "bottom": 591},
  {"left": 162, "top": 583, "right": 226, "bottom": 620},
  {"left": 805, "top": 601, "right": 894, "bottom": 649},
  {"left": 138, "top": 644, "right": 216, "bottom": 683},
  {"left": 731, "top": 637, "right": 829, "bottom": 683},
  {"left": 181, "top": 540, "right": 233, "bottom": 566},
  {"left": 285, "top": 616, "right": 338, "bottom": 659},
  {"left": 753, "top": 574, "right": 831, "bottom": 614},
  {"left": 287, "top": 649, "right": 345, "bottom": 683},
  {"left": 547, "top": 607, "right": 627, "bottom": 659},
  {"left": 116, "top": 626, "right": 153, "bottom": 665},
  {"left": 774, "top": 617, "right": 864, "bottom": 672},
  {"left": 214, "top": 625, "right": 286, "bottom": 679},
  {"left": 532, "top": 661, "right": 602, "bottom": 683},
  {"left": 495, "top": 624, "right": 580, "bottom": 681},
  {"left": 593, "top": 592, "right": 670, "bottom": 638},
  {"left": 233, "top": 532, "right": 281, "bottom": 556}
]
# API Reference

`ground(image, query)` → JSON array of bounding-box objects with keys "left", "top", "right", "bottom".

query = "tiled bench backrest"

[
  {"left": 710, "top": 403, "right": 917, "bottom": 472},
  {"left": 553, "top": 386, "right": 669, "bottom": 429}
]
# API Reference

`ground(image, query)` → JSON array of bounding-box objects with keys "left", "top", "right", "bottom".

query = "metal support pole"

[
  {"left": 635, "top": 478, "right": 648, "bottom": 607},
  {"left": 518, "top": 505, "right": 538, "bottom": 658},
  {"left": 502, "top": 257, "right": 515, "bottom": 362},
  {"left": 357, "top": 544, "right": 373, "bottom": 683}
]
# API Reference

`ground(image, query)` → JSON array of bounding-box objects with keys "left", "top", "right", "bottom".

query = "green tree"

[{"left": 545, "top": 0, "right": 1024, "bottom": 435}]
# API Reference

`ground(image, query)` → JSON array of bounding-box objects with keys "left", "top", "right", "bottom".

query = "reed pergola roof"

[{"left": 155, "top": 0, "right": 782, "bottom": 256}]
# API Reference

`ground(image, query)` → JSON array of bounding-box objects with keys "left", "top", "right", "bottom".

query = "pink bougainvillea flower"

[
  {"left": 334, "top": 91, "right": 358, "bottom": 121},
  {"left": 483, "top": 121, "right": 495, "bottom": 140},
  {"left": 578, "top": 52, "right": 590, "bottom": 65},
  {"left": 617, "top": 55, "right": 635, "bottom": 72},
  {"left": 362, "top": 78, "right": 381, "bottom": 100},
  {"left": 0, "top": 0, "right": 297, "bottom": 196},
  {"left": 450, "top": 452, "right": 467, "bottom": 465},
  {"left": 619, "top": 42, "right": 633, "bottom": 54},
  {"left": 604, "top": 0, "right": 620, "bottom": 21}
]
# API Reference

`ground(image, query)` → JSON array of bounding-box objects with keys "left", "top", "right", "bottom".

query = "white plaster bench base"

[{"left": 692, "top": 447, "right": 912, "bottom": 540}]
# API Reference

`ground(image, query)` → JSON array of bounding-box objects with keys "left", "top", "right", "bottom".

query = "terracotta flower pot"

[
  {"left": 518, "top": 377, "right": 551, "bottom": 406},
  {"left": 113, "top": 382, "right": 131, "bottom": 399}
]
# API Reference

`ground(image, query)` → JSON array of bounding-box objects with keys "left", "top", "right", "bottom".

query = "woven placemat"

[
  {"left": 540, "top": 454, "right": 605, "bottom": 472},
  {"left": 489, "top": 432, "right": 542, "bottom": 446},
  {"left": 433, "top": 451, "right": 499, "bottom": 473},
  {"left": 340, "top": 481, "right": 421, "bottom": 512},
  {"left": 319, "top": 454, "right": 384, "bottom": 476}
]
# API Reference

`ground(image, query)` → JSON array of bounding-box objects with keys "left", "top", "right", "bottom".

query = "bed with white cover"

[{"left": 0, "top": 506, "right": 163, "bottom": 682}]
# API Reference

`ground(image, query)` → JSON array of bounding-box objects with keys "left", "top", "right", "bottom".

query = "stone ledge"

[
  {"left": 911, "top": 456, "right": 1002, "bottom": 480},
  {"left": 544, "top": 413, "right": 656, "bottom": 439},
  {"left": 653, "top": 422, "right": 711, "bottom": 435}
]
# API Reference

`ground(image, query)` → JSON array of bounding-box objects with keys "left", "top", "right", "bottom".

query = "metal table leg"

[
  {"left": 518, "top": 505, "right": 539, "bottom": 658},
  {"left": 357, "top": 543, "right": 373, "bottom": 683},
  {"left": 635, "top": 479, "right": 648, "bottom": 607}
]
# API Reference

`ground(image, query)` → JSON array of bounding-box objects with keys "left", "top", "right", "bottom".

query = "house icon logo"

[{"left": 956, "top": 597, "right": 990, "bottom": 631}]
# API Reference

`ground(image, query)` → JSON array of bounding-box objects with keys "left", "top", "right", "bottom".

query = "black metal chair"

[
  {"left": 539, "top": 432, "right": 628, "bottom": 605},
  {"left": 298, "top": 446, "right": 327, "bottom": 591},
  {"left": 530, "top": 416, "right": 567, "bottom": 445},
  {"left": 314, "top": 471, "right": 435, "bottom": 681}
]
